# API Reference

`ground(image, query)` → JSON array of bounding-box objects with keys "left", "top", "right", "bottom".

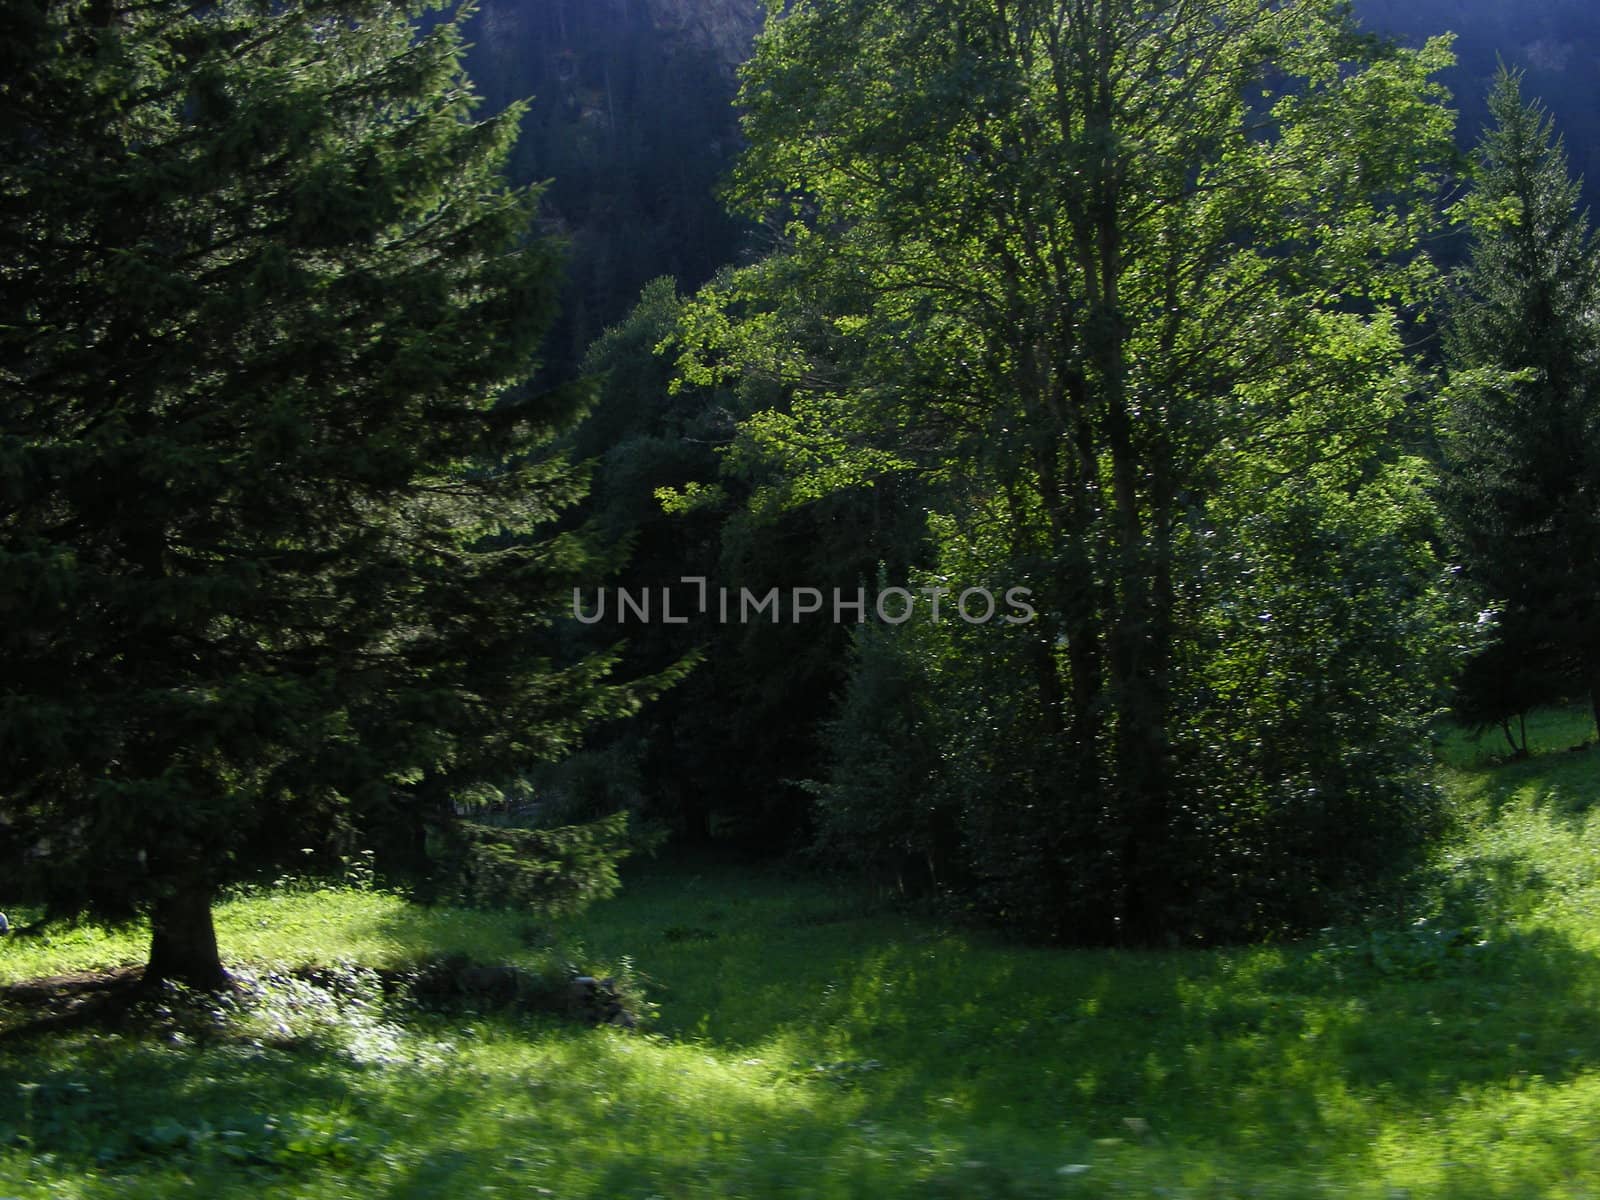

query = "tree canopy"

[{"left": 669, "top": 0, "right": 1464, "bottom": 941}]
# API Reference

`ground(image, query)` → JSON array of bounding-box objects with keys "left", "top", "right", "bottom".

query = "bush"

[
  {"left": 426, "top": 813, "right": 634, "bottom": 918},
  {"left": 813, "top": 485, "right": 1461, "bottom": 944}
]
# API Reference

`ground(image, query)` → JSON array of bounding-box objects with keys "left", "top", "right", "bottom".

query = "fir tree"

[
  {"left": 0, "top": 0, "right": 655, "bottom": 987},
  {"left": 1443, "top": 68, "right": 1600, "bottom": 741}
]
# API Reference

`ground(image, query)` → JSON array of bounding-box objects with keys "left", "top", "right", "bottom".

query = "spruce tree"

[
  {"left": 1443, "top": 69, "right": 1600, "bottom": 741},
  {"left": 0, "top": 0, "right": 650, "bottom": 987}
]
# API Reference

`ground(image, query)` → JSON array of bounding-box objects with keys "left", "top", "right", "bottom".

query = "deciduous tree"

[{"left": 680, "top": 0, "right": 1461, "bottom": 940}]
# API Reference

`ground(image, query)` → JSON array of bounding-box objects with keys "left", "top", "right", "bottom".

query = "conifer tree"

[
  {"left": 0, "top": 0, "right": 651, "bottom": 987},
  {"left": 1443, "top": 69, "right": 1600, "bottom": 741}
]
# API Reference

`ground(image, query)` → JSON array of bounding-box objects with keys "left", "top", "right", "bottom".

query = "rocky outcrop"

[
  {"left": 472, "top": 0, "right": 762, "bottom": 86},
  {"left": 461, "top": 0, "right": 759, "bottom": 371},
  {"left": 642, "top": 0, "right": 764, "bottom": 74}
]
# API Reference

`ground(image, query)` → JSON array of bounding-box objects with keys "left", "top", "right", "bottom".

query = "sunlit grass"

[
  {"left": 0, "top": 888, "right": 574, "bottom": 988},
  {"left": 1433, "top": 702, "right": 1596, "bottom": 769},
  {"left": 2, "top": 707, "right": 1599, "bottom": 1197}
]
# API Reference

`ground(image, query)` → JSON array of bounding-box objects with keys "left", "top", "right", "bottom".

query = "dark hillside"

[
  {"left": 461, "top": 0, "right": 763, "bottom": 369},
  {"left": 460, "top": 2, "right": 1600, "bottom": 361},
  {"left": 1357, "top": 0, "right": 1600, "bottom": 203}
]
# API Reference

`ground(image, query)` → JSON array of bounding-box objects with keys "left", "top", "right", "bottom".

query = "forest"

[{"left": 3, "top": 1, "right": 1600, "bottom": 1196}]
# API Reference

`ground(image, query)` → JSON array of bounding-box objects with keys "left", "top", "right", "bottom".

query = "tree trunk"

[
  {"left": 145, "top": 883, "right": 229, "bottom": 991},
  {"left": 1590, "top": 665, "right": 1600, "bottom": 747}
]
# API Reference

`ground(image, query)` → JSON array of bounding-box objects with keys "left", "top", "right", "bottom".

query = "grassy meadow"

[{"left": 2, "top": 710, "right": 1600, "bottom": 1198}]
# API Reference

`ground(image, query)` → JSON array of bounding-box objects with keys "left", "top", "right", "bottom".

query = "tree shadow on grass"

[
  {"left": 539, "top": 858, "right": 1600, "bottom": 1180},
  {"left": 1, "top": 1015, "right": 1055, "bottom": 1200},
  {"left": 1448, "top": 740, "right": 1600, "bottom": 825},
  {"left": 0, "top": 1033, "right": 376, "bottom": 1184},
  {"left": 0, "top": 966, "right": 149, "bottom": 1046},
  {"left": 11, "top": 847, "right": 1598, "bottom": 1198},
  {"left": 730, "top": 919, "right": 1600, "bottom": 1170}
]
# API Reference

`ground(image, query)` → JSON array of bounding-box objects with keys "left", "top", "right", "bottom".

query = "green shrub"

[{"left": 426, "top": 813, "right": 634, "bottom": 918}]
